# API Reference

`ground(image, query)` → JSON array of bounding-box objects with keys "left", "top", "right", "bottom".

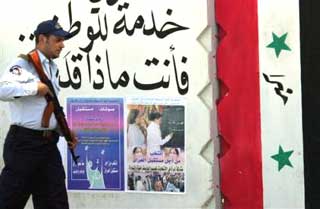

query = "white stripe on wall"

[{"left": 258, "top": 0, "right": 305, "bottom": 208}]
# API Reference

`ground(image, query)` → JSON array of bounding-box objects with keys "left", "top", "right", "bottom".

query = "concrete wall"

[{"left": 0, "top": 0, "right": 218, "bottom": 208}]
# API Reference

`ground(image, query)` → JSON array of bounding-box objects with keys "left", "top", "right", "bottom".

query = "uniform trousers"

[{"left": 0, "top": 125, "right": 69, "bottom": 209}]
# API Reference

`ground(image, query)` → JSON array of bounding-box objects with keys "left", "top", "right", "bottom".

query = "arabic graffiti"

[
  {"left": 19, "top": 0, "right": 191, "bottom": 95},
  {"left": 262, "top": 73, "right": 293, "bottom": 105},
  {"left": 59, "top": 48, "right": 189, "bottom": 94}
]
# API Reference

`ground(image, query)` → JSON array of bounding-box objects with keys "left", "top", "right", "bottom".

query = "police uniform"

[{"left": 0, "top": 20, "right": 70, "bottom": 209}]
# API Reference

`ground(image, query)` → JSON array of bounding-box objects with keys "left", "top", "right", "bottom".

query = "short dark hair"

[
  {"left": 35, "top": 33, "right": 50, "bottom": 45},
  {"left": 148, "top": 112, "right": 162, "bottom": 121}
]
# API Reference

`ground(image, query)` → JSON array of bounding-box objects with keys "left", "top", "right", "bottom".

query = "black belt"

[{"left": 9, "top": 125, "right": 58, "bottom": 138}]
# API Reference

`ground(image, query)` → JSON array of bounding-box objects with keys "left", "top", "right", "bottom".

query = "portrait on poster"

[
  {"left": 126, "top": 97, "right": 185, "bottom": 193},
  {"left": 66, "top": 97, "right": 125, "bottom": 191}
]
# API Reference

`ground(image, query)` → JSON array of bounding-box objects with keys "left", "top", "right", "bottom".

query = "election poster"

[
  {"left": 126, "top": 97, "right": 185, "bottom": 193},
  {"left": 66, "top": 97, "right": 125, "bottom": 191}
]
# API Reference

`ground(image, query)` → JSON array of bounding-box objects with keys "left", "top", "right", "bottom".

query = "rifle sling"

[{"left": 28, "top": 50, "right": 54, "bottom": 128}]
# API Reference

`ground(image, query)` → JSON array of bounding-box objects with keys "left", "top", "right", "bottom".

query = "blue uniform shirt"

[{"left": 0, "top": 50, "right": 60, "bottom": 130}]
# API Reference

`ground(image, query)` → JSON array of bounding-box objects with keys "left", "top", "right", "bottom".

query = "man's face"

[
  {"left": 155, "top": 117, "right": 162, "bottom": 125},
  {"left": 42, "top": 35, "right": 65, "bottom": 59}
]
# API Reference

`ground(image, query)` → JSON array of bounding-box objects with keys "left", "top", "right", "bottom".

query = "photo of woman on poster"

[
  {"left": 165, "top": 147, "right": 181, "bottom": 164},
  {"left": 127, "top": 109, "right": 147, "bottom": 150},
  {"left": 132, "top": 146, "right": 146, "bottom": 162}
]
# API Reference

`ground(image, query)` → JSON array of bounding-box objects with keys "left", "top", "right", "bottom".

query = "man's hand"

[
  {"left": 67, "top": 130, "right": 78, "bottom": 149},
  {"left": 165, "top": 132, "right": 174, "bottom": 141},
  {"left": 37, "top": 82, "right": 52, "bottom": 96}
]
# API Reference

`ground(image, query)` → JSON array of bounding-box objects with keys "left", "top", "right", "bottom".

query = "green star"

[
  {"left": 271, "top": 145, "right": 294, "bottom": 171},
  {"left": 267, "top": 32, "right": 291, "bottom": 58}
]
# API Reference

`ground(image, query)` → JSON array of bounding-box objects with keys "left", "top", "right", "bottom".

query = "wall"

[{"left": 0, "top": 0, "right": 218, "bottom": 208}]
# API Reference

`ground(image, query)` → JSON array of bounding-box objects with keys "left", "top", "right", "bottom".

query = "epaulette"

[{"left": 18, "top": 54, "right": 30, "bottom": 61}]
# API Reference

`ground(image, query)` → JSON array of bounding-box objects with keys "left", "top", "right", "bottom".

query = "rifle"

[{"left": 28, "top": 50, "right": 80, "bottom": 164}]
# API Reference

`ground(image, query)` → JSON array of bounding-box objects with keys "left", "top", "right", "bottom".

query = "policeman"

[{"left": 0, "top": 19, "right": 77, "bottom": 209}]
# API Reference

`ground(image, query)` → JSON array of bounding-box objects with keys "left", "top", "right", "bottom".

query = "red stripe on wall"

[{"left": 215, "top": 0, "right": 263, "bottom": 209}]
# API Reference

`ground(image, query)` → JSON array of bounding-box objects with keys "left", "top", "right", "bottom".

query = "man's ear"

[{"left": 38, "top": 34, "right": 47, "bottom": 43}]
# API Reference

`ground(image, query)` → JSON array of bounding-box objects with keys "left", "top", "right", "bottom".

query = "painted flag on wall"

[{"left": 215, "top": 0, "right": 305, "bottom": 209}]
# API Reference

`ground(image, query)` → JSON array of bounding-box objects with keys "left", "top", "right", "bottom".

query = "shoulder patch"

[
  {"left": 18, "top": 54, "right": 30, "bottom": 61},
  {"left": 9, "top": 65, "right": 22, "bottom": 75}
]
